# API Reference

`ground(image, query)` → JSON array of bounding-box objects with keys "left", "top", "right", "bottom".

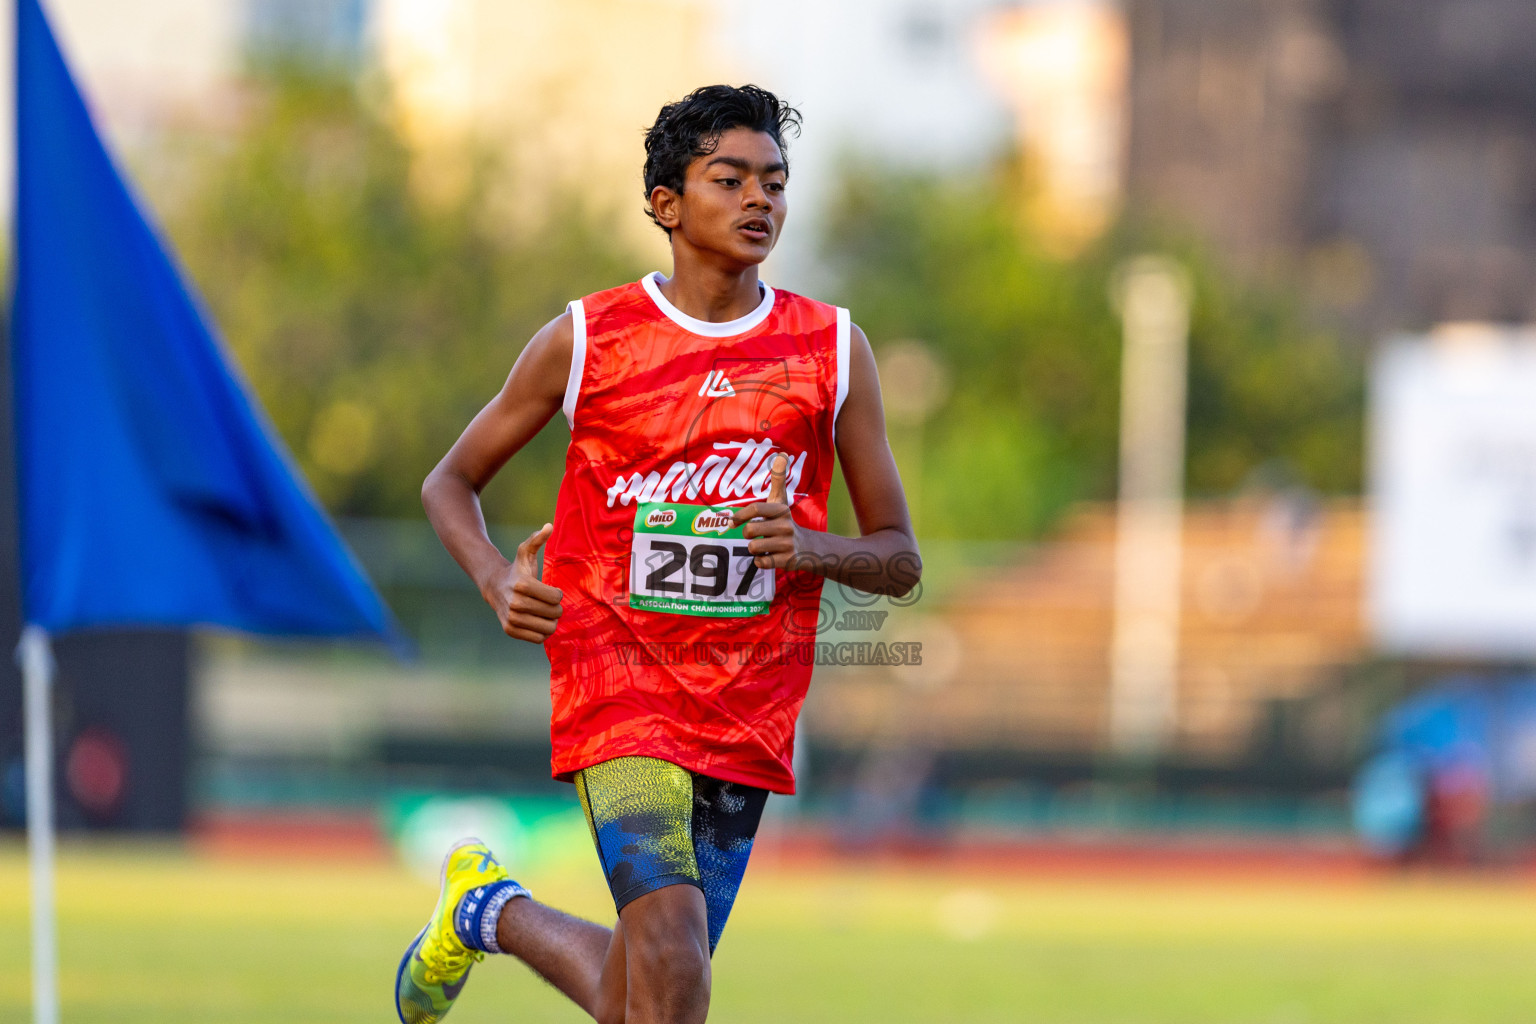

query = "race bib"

[{"left": 629, "top": 502, "right": 773, "bottom": 616}]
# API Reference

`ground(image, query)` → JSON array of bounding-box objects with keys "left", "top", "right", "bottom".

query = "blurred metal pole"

[
  {"left": 877, "top": 339, "right": 949, "bottom": 537},
  {"left": 1108, "top": 257, "right": 1190, "bottom": 755},
  {"left": 19, "top": 625, "right": 58, "bottom": 1024}
]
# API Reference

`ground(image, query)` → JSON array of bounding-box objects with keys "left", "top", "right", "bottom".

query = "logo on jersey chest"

[
  {"left": 698, "top": 369, "right": 736, "bottom": 398},
  {"left": 697, "top": 357, "right": 792, "bottom": 401}
]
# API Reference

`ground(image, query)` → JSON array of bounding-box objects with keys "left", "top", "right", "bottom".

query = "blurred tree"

[
  {"left": 165, "top": 68, "right": 643, "bottom": 523},
  {"left": 821, "top": 168, "right": 1363, "bottom": 541}
]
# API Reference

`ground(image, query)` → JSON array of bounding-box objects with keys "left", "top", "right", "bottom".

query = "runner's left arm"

[{"left": 734, "top": 323, "right": 921, "bottom": 596}]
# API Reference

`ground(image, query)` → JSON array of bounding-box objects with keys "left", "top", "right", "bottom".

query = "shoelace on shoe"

[{"left": 420, "top": 932, "right": 483, "bottom": 985}]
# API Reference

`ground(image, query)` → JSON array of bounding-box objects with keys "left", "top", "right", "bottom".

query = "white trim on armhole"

[
  {"left": 562, "top": 299, "right": 588, "bottom": 431},
  {"left": 832, "top": 306, "right": 851, "bottom": 446}
]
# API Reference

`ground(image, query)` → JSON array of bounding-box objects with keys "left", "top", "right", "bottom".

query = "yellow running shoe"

[{"left": 394, "top": 838, "right": 527, "bottom": 1024}]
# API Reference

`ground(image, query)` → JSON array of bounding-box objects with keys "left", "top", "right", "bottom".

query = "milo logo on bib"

[
  {"left": 691, "top": 509, "right": 735, "bottom": 535},
  {"left": 629, "top": 502, "right": 773, "bottom": 616}
]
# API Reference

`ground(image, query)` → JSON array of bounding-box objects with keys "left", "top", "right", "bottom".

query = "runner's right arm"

[{"left": 422, "top": 312, "right": 573, "bottom": 643}]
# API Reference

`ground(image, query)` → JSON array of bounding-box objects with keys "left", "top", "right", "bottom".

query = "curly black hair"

[{"left": 642, "top": 84, "right": 802, "bottom": 234}]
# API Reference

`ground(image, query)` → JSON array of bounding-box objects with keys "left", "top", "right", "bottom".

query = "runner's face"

[{"left": 674, "top": 128, "right": 787, "bottom": 265}]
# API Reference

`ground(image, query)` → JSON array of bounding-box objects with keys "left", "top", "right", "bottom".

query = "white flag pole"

[
  {"left": 19, "top": 624, "right": 59, "bottom": 1024},
  {"left": 1108, "top": 257, "right": 1191, "bottom": 755}
]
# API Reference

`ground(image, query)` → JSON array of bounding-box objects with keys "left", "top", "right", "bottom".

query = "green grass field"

[{"left": 3, "top": 841, "right": 1536, "bottom": 1023}]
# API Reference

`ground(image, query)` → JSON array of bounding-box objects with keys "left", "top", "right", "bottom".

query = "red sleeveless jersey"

[{"left": 542, "top": 272, "right": 849, "bottom": 793}]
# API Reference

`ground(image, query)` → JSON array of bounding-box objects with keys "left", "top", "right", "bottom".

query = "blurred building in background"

[
  {"left": 246, "top": 0, "right": 368, "bottom": 68},
  {"left": 0, "top": 0, "right": 1126, "bottom": 280},
  {"left": 978, "top": 2, "right": 1128, "bottom": 254},
  {"left": 372, "top": 0, "right": 1021, "bottom": 286},
  {"left": 1127, "top": 0, "right": 1536, "bottom": 330},
  {"left": 19, "top": 0, "right": 1536, "bottom": 333}
]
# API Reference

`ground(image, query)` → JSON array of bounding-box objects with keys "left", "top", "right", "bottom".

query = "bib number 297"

[{"left": 630, "top": 503, "right": 773, "bottom": 616}]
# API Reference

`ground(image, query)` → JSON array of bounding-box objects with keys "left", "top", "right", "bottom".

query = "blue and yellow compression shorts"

[{"left": 575, "top": 755, "right": 768, "bottom": 954}]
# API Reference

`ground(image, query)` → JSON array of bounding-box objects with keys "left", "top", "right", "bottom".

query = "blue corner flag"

[{"left": 11, "top": 0, "right": 399, "bottom": 644}]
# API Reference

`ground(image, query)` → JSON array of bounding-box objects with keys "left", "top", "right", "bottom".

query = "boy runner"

[{"left": 397, "top": 83, "right": 920, "bottom": 1024}]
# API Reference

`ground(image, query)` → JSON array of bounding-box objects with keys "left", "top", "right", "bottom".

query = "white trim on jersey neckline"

[{"left": 641, "top": 271, "right": 776, "bottom": 338}]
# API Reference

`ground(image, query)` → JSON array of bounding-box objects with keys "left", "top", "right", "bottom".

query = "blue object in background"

[
  {"left": 1353, "top": 677, "right": 1536, "bottom": 855},
  {"left": 1352, "top": 750, "right": 1426, "bottom": 856},
  {"left": 11, "top": 0, "right": 400, "bottom": 645},
  {"left": 1377, "top": 683, "right": 1492, "bottom": 769}
]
